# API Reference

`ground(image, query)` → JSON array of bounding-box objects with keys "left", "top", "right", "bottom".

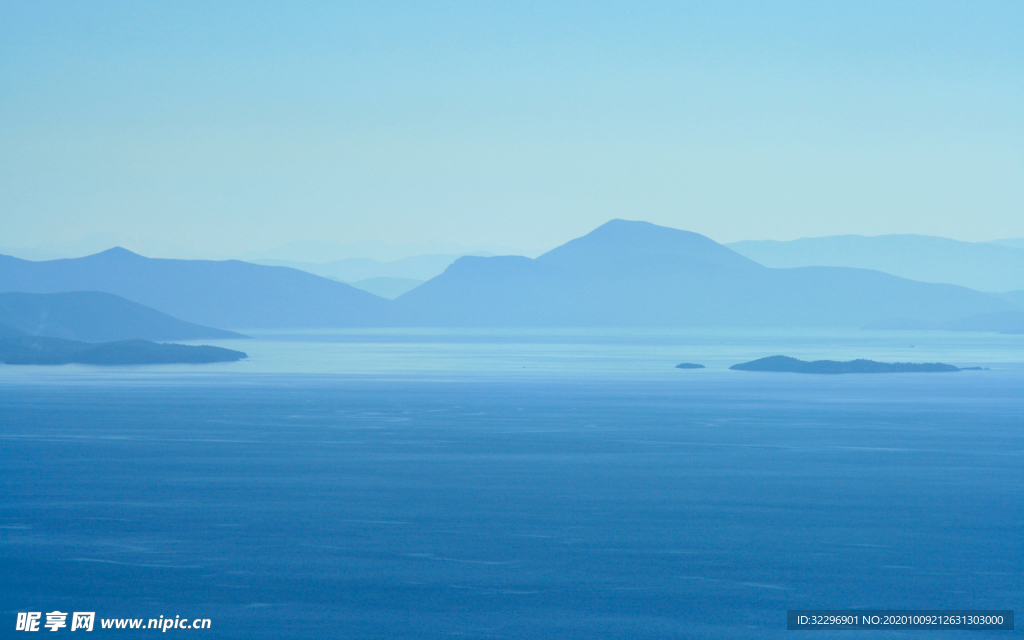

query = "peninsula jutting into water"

[
  {"left": 0, "top": 336, "right": 247, "bottom": 365},
  {"left": 730, "top": 355, "right": 962, "bottom": 374}
]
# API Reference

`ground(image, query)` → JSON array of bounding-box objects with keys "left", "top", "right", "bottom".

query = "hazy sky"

[{"left": 2, "top": 1, "right": 1022, "bottom": 257}]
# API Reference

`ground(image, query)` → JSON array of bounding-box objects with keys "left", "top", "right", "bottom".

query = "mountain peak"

[
  {"left": 92, "top": 247, "right": 145, "bottom": 259},
  {"left": 536, "top": 219, "right": 760, "bottom": 271},
  {"left": 585, "top": 219, "right": 722, "bottom": 247}
]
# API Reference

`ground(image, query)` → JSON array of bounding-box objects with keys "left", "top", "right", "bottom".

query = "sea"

[{"left": 1, "top": 329, "right": 1021, "bottom": 638}]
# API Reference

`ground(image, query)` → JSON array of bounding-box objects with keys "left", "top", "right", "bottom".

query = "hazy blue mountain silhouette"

[
  {"left": 991, "top": 238, "right": 1024, "bottom": 250},
  {"left": 0, "top": 248, "right": 390, "bottom": 329},
  {"left": 255, "top": 254, "right": 471, "bottom": 282},
  {"left": 0, "top": 336, "right": 246, "bottom": 365},
  {"left": 727, "top": 234, "right": 1024, "bottom": 292},
  {"left": 349, "top": 277, "right": 424, "bottom": 299},
  {"left": 1000, "top": 291, "right": 1024, "bottom": 308},
  {"left": 394, "top": 220, "right": 1013, "bottom": 327},
  {"left": 0, "top": 292, "right": 243, "bottom": 342},
  {"left": 540, "top": 220, "right": 759, "bottom": 273},
  {"left": 2, "top": 223, "right": 1015, "bottom": 330}
]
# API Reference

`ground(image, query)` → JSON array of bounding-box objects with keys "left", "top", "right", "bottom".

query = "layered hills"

[
  {"left": 0, "top": 249, "right": 390, "bottom": 329},
  {"left": 254, "top": 254, "right": 466, "bottom": 283},
  {"left": 728, "top": 234, "right": 1024, "bottom": 293},
  {"left": 2, "top": 220, "right": 1016, "bottom": 330},
  {"left": 0, "top": 293, "right": 249, "bottom": 366},
  {"left": 392, "top": 220, "right": 1012, "bottom": 328},
  {"left": 0, "top": 291, "right": 244, "bottom": 342},
  {"left": 0, "top": 335, "right": 246, "bottom": 365}
]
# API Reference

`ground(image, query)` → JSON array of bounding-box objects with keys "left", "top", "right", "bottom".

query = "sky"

[{"left": 1, "top": 1, "right": 1022, "bottom": 259}]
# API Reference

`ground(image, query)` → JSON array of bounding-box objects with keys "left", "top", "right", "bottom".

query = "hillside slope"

[
  {"left": 395, "top": 220, "right": 1012, "bottom": 327},
  {"left": 728, "top": 234, "right": 1024, "bottom": 292},
  {"left": 0, "top": 291, "right": 244, "bottom": 342},
  {"left": 0, "top": 249, "right": 391, "bottom": 329}
]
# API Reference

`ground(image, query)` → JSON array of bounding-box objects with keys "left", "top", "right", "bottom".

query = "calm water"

[{"left": 1, "top": 330, "right": 1022, "bottom": 638}]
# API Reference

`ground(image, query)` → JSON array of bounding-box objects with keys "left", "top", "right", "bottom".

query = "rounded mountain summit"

[
  {"left": 0, "top": 220, "right": 1014, "bottom": 330},
  {"left": 391, "top": 219, "right": 1012, "bottom": 328}
]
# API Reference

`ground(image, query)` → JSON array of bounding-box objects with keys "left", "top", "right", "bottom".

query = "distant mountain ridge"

[
  {"left": 727, "top": 234, "right": 1024, "bottom": 292},
  {"left": 393, "top": 220, "right": 1012, "bottom": 328},
  {"left": 0, "top": 249, "right": 390, "bottom": 330},
  {"left": 991, "top": 238, "right": 1024, "bottom": 250},
  {"left": 0, "top": 336, "right": 246, "bottom": 365},
  {"left": 1, "top": 221, "right": 1017, "bottom": 330},
  {"left": 539, "top": 220, "right": 760, "bottom": 272},
  {"left": 254, "top": 254, "right": 476, "bottom": 283},
  {"left": 1000, "top": 291, "right": 1024, "bottom": 308},
  {"left": 349, "top": 277, "right": 425, "bottom": 299},
  {"left": 0, "top": 292, "right": 243, "bottom": 342}
]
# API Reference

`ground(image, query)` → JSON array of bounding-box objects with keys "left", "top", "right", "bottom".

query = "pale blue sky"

[{"left": 1, "top": 1, "right": 1022, "bottom": 257}]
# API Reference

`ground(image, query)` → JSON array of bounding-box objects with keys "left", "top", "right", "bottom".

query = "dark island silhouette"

[
  {"left": 0, "top": 334, "right": 247, "bottom": 365},
  {"left": 730, "top": 355, "right": 961, "bottom": 374},
  {"left": 675, "top": 363, "right": 705, "bottom": 369}
]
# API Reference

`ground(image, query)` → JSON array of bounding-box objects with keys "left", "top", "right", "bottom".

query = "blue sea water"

[{"left": 1, "top": 330, "right": 1022, "bottom": 638}]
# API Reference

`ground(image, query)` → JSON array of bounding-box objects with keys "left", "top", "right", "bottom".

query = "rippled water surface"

[{"left": 1, "top": 330, "right": 1022, "bottom": 638}]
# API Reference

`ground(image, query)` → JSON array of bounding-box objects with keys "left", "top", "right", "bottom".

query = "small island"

[
  {"left": 730, "top": 355, "right": 961, "bottom": 374},
  {"left": 0, "top": 336, "right": 247, "bottom": 365},
  {"left": 675, "top": 363, "right": 705, "bottom": 369}
]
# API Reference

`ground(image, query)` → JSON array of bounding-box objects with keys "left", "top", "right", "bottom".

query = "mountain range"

[
  {"left": 1, "top": 220, "right": 1019, "bottom": 331},
  {"left": 0, "top": 335, "right": 246, "bottom": 365},
  {"left": 392, "top": 221, "right": 1014, "bottom": 328},
  {"left": 0, "top": 249, "right": 390, "bottom": 330},
  {"left": 728, "top": 234, "right": 1024, "bottom": 293},
  {"left": 992, "top": 238, "right": 1024, "bottom": 250},
  {"left": 347, "top": 277, "right": 425, "bottom": 299},
  {"left": 0, "top": 292, "right": 244, "bottom": 342},
  {"left": 253, "top": 254, "right": 467, "bottom": 283},
  {"left": 240, "top": 238, "right": 526, "bottom": 263}
]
